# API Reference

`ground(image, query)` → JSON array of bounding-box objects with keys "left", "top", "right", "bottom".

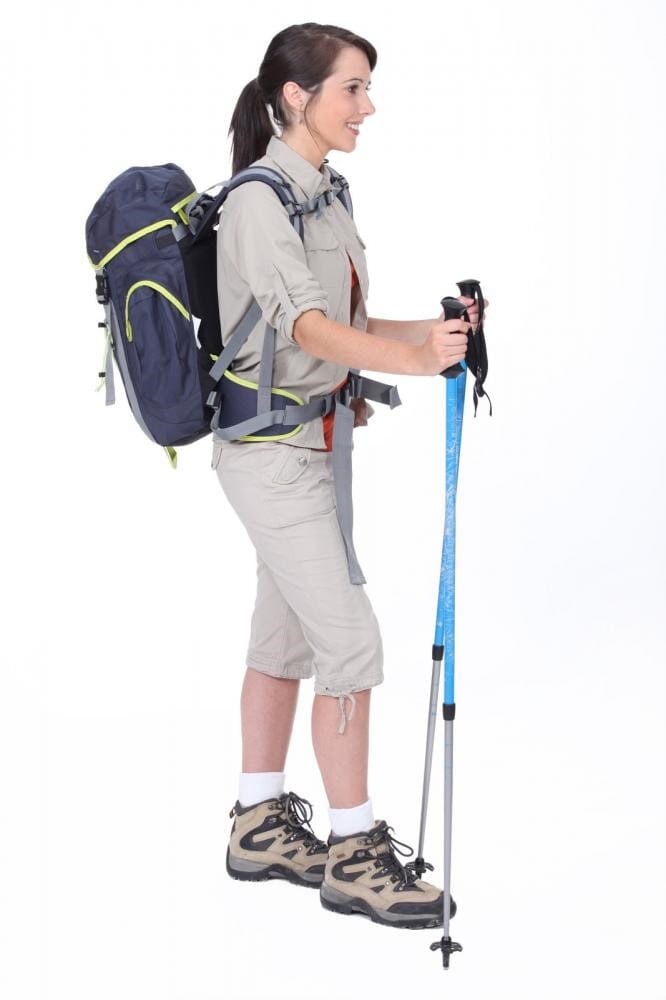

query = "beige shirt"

[{"left": 216, "top": 135, "right": 370, "bottom": 449}]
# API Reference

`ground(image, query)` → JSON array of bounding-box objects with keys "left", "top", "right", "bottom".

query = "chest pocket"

[{"left": 302, "top": 218, "right": 340, "bottom": 252}]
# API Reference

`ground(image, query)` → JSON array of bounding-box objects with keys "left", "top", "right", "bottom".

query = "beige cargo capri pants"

[{"left": 212, "top": 437, "right": 384, "bottom": 734}]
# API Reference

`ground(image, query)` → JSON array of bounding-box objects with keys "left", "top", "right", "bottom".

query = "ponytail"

[{"left": 228, "top": 78, "right": 275, "bottom": 176}]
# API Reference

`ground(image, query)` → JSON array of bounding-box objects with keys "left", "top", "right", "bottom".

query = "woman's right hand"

[{"left": 411, "top": 319, "right": 472, "bottom": 376}]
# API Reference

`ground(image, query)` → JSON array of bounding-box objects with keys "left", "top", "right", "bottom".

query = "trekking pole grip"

[{"left": 439, "top": 296, "right": 468, "bottom": 379}]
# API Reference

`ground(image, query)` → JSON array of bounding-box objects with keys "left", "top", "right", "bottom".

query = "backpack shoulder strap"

[
  {"left": 324, "top": 161, "right": 354, "bottom": 218},
  {"left": 187, "top": 163, "right": 353, "bottom": 244},
  {"left": 187, "top": 167, "right": 304, "bottom": 242}
]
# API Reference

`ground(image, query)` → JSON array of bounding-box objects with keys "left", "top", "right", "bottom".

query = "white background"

[{"left": 3, "top": 1, "right": 665, "bottom": 997}]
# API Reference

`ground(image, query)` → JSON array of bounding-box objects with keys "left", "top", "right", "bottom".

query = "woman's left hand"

[{"left": 351, "top": 397, "right": 375, "bottom": 427}]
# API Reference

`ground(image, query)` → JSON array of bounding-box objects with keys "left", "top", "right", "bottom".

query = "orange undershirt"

[{"left": 319, "top": 256, "right": 358, "bottom": 452}]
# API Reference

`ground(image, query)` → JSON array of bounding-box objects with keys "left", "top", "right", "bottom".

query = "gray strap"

[
  {"left": 325, "top": 165, "right": 353, "bottom": 217},
  {"left": 356, "top": 376, "right": 402, "bottom": 409},
  {"left": 296, "top": 188, "right": 337, "bottom": 220},
  {"left": 172, "top": 222, "right": 190, "bottom": 243},
  {"left": 282, "top": 397, "right": 333, "bottom": 422},
  {"left": 331, "top": 399, "right": 366, "bottom": 585},
  {"left": 103, "top": 303, "right": 116, "bottom": 406},
  {"left": 207, "top": 300, "right": 263, "bottom": 391},
  {"left": 238, "top": 166, "right": 296, "bottom": 186},
  {"left": 257, "top": 323, "right": 276, "bottom": 415}
]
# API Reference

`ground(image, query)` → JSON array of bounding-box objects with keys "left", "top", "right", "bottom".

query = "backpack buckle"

[
  {"left": 206, "top": 388, "right": 222, "bottom": 410},
  {"left": 347, "top": 372, "right": 363, "bottom": 398},
  {"left": 95, "top": 272, "right": 110, "bottom": 304},
  {"left": 336, "top": 373, "right": 361, "bottom": 408}
]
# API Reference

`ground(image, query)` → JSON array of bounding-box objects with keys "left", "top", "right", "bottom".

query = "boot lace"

[
  {"left": 367, "top": 821, "right": 433, "bottom": 887},
  {"left": 270, "top": 791, "right": 327, "bottom": 853}
]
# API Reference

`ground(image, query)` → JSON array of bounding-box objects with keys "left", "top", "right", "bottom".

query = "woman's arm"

[
  {"left": 367, "top": 296, "right": 488, "bottom": 342},
  {"left": 294, "top": 311, "right": 421, "bottom": 375},
  {"left": 293, "top": 309, "right": 471, "bottom": 378},
  {"left": 366, "top": 317, "right": 437, "bottom": 344}
]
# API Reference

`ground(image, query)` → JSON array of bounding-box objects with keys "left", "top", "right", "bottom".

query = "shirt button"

[{"left": 298, "top": 455, "right": 307, "bottom": 465}]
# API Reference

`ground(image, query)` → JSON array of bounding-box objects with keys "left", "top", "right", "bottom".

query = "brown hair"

[{"left": 228, "top": 22, "right": 377, "bottom": 175}]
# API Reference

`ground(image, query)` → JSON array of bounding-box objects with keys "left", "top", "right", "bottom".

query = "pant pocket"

[{"left": 271, "top": 447, "right": 312, "bottom": 485}]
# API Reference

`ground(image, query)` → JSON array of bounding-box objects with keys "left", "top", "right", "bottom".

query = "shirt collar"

[{"left": 265, "top": 135, "right": 331, "bottom": 201}]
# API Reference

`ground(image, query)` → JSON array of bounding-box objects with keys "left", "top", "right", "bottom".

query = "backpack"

[{"left": 85, "top": 160, "right": 401, "bottom": 467}]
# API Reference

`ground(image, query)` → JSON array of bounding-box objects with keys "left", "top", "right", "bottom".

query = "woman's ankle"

[
  {"left": 238, "top": 770, "right": 285, "bottom": 807},
  {"left": 328, "top": 798, "right": 374, "bottom": 836}
]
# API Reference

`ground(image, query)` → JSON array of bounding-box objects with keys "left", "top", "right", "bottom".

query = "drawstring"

[{"left": 337, "top": 692, "right": 357, "bottom": 734}]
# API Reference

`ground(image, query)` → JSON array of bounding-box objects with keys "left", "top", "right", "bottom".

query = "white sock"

[
  {"left": 328, "top": 798, "right": 374, "bottom": 837},
  {"left": 238, "top": 771, "right": 285, "bottom": 807}
]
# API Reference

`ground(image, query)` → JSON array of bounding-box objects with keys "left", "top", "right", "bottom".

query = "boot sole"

[
  {"left": 226, "top": 846, "right": 323, "bottom": 889},
  {"left": 320, "top": 881, "right": 452, "bottom": 929}
]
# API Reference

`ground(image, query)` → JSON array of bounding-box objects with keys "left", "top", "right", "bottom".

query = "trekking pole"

[{"left": 407, "top": 280, "right": 491, "bottom": 969}]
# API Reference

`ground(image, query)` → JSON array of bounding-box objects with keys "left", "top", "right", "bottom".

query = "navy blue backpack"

[{"left": 85, "top": 161, "right": 399, "bottom": 466}]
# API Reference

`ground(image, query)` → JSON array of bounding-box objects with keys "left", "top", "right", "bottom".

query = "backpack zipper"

[{"left": 124, "top": 280, "right": 190, "bottom": 342}]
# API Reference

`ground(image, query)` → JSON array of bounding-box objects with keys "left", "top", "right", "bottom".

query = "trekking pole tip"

[
  {"left": 430, "top": 935, "right": 463, "bottom": 969},
  {"left": 409, "top": 856, "right": 434, "bottom": 878}
]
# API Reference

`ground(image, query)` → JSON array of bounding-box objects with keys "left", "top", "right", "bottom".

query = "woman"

[{"left": 215, "top": 22, "right": 483, "bottom": 929}]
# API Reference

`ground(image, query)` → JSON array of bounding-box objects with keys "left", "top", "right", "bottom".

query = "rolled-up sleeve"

[{"left": 218, "top": 182, "right": 329, "bottom": 344}]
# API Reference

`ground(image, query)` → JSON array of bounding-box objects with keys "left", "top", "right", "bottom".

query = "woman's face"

[{"left": 282, "top": 46, "right": 375, "bottom": 163}]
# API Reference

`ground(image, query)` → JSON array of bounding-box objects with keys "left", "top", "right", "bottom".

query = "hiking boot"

[
  {"left": 320, "top": 819, "right": 457, "bottom": 929},
  {"left": 226, "top": 791, "right": 329, "bottom": 888}
]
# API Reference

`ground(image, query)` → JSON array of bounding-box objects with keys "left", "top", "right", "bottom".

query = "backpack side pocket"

[{"left": 111, "top": 254, "right": 207, "bottom": 444}]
